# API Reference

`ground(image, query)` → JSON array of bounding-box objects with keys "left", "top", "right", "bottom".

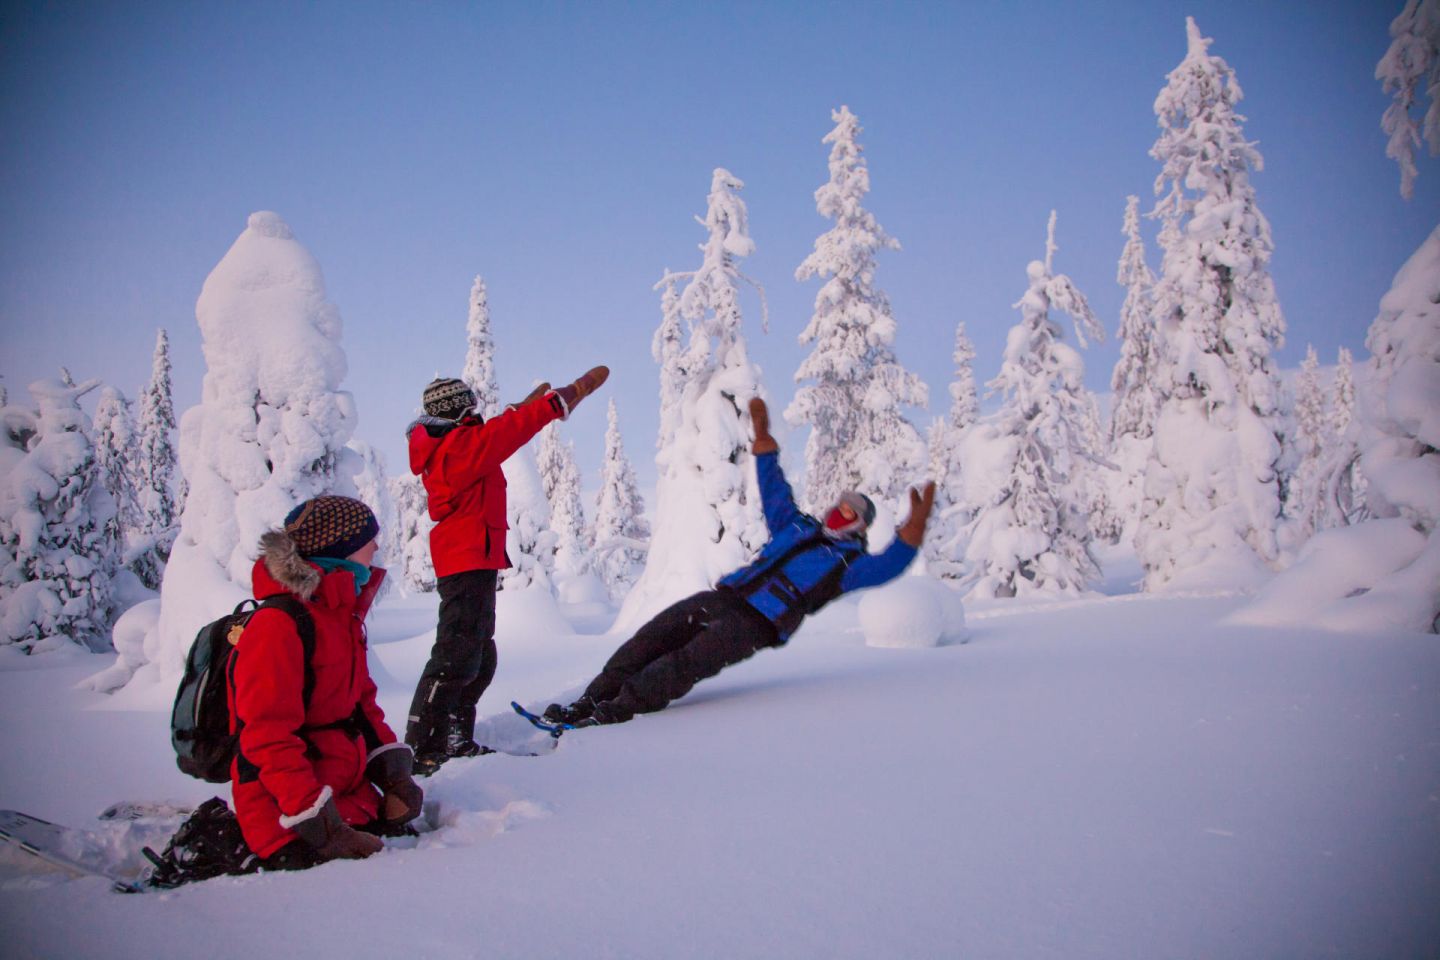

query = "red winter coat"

[
  {"left": 229, "top": 554, "right": 400, "bottom": 859},
  {"left": 409, "top": 396, "right": 563, "bottom": 578}
]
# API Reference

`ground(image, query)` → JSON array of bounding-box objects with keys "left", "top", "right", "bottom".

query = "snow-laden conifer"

[
  {"left": 787, "top": 105, "right": 927, "bottom": 512},
  {"left": 1232, "top": 226, "right": 1440, "bottom": 632},
  {"left": 924, "top": 321, "right": 979, "bottom": 579},
  {"left": 132, "top": 328, "right": 177, "bottom": 590},
  {"left": 1281, "top": 345, "right": 1328, "bottom": 547},
  {"left": 463, "top": 275, "right": 502, "bottom": 419},
  {"left": 349, "top": 439, "right": 399, "bottom": 575},
  {"left": 958, "top": 213, "right": 1106, "bottom": 600},
  {"left": 1378, "top": 0, "right": 1440, "bottom": 199},
  {"left": 0, "top": 377, "right": 120, "bottom": 652},
  {"left": 92, "top": 386, "right": 139, "bottom": 564},
  {"left": 615, "top": 169, "right": 766, "bottom": 631},
  {"left": 144, "top": 212, "right": 364, "bottom": 686},
  {"left": 594, "top": 398, "right": 649, "bottom": 599},
  {"left": 537, "top": 421, "right": 592, "bottom": 581},
  {"left": 1109, "top": 197, "right": 1160, "bottom": 443},
  {"left": 390, "top": 473, "right": 435, "bottom": 593},
  {"left": 1135, "top": 19, "right": 1287, "bottom": 592}
]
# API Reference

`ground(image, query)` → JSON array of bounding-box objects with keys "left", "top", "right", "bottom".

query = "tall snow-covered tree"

[
  {"left": 349, "top": 439, "right": 400, "bottom": 576},
  {"left": 1109, "top": 196, "right": 1161, "bottom": 444},
  {"left": 144, "top": 212, "right": 364, "bottom": 686},
  {"left": 92, "top": 386, "right": 139, "bottom": 563},
  {"left": 462, "top": 275, "right": 502, "bottom": 419},
  {"left": 1232, "top": 225, "right": 1440, "bottom": 633},
  {"left": 958, "top": 213, "right": 1106, "bottom": 599},
  {"left": 615, "top": 168, "right": 767, "bottom": 631},
  {"left": 0, "top": 377, "right": 120, "bottom": 652},
  {"left": 924, "top": 321, "right": 979, "bottom": 579},
  {"left": 1281, "top": 345, "right": 1328, "bottom": 547},
  {"left": 787, "top": 105, "right": 927, "bottom": 512},
  {"left": 1332, "top": 346, "right": 1357, "bottom": 440},
  {"left": 1378, "top": 0, "right": 1440, "bottom": 199},
  {"left": 132, "top": 328, "right": 178, "bottom": 590},
  {"left": 537, "top": 421, "right": 592, "bottom": 580},
  {"left": 594, "top": 398, "right": 649, "bottom": 599},
  {"left": 1135, "top": 19, "right": 1288, "bottom": 592},
  {"left": 390, "top": 473, "right": 435, "bottom": 594}
]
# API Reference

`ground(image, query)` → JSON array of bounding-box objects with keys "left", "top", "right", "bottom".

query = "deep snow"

[{"left": 1, "top": 576, "right": 1437, "bottom": 960}]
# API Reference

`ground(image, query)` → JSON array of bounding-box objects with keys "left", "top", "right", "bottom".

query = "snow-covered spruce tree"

[
  {"left": 462, "top": 274, "right": 502, "bottom": 419},
  {"left": 924, "top": 321, "right": 979, "bottom": 579},
  {"left": 537, "top": 421, "right": 592, "bottom": 582},
  {"left": 1280, "top": 345, "right": 1328, "bottom": 549},
  {"left": 593, "top": 398, "right": 649, "bottom": 599},
  {"left": 390, "top": 473, "right": 435, "bottom": 593},
  {"left": 132, "top": 328, "right": 178, "bottom": 590},
  {"left": 614, "top": 168, "right": 767, "bottom": 631},
  {"left": 1232, "top": 226, "right": 1440, "bottom": 632},
  {"left": 787, "top": 105, "right": 927, "bottom": 512},
  {"left": 959, "top": 213, "right": 1107, "bottom": 600},
  {"left": 92, "top": 386, "right": 139, "bottom": 565},
  {"left": 1105, "top": 197, "right": 1163, "bottom": 544},
  {"left": 141, "top": 212, "right": 364, "bottom": 687},
  {"left": 1109, "top": 196, "right": 1161, "bottom": 445},
  {"left": 1134, "top": 19, "right": 1288, "bottom": 592},
  {"left": 349, "top": 439, "right": 399, "bottom": 576},
  {"left": 0, "top": 377, "right": 120, "bottom": 653},
  {"left": 1378, "top": 0, "right": 1440, "bottom": 199}
]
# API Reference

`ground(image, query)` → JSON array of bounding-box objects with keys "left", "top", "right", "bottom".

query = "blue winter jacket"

[{"left": 717, "top": 452, "right": 917, "bottom": 642}]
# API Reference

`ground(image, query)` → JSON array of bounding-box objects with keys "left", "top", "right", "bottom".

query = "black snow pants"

[
  {"left": 406, "top": 569, "right": 498, "bottom": 751},
  {"left": 584, "top": 589, "right": 780, "bottom": 723}
]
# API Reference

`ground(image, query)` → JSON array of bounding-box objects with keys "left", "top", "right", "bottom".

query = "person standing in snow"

[
  {"left": 231, "top": 495, "right": 422, "bottom": 870},
  {"left": 543, "top": 397, "right": 935, "bottom": 728},
  {"left": 406, "top": 366, "right": 609, "bottom": 774}
]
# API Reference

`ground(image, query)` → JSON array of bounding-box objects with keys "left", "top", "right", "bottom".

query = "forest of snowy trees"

[{"left": 1, "top": 6, "right": 1437, "bottom": 675}]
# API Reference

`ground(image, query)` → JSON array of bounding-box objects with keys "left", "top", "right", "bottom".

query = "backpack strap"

[{"left": 253, "top": 595, "right": 318, "bottom": 707}]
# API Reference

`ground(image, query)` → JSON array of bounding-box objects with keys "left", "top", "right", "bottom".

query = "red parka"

[
  {"left": 409, "top": 395, "right": 564, "bottom": 578},
  {"left": 229, "top": 555, "right": 401, "bottom": 859}
]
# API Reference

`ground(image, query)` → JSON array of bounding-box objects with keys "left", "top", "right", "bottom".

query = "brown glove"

[
  {"left": 553, "top": 365, "right": 609, "bottom": 418},
  {"left": 897, "top": 482, "right": 937, "bottom": 547},
  {"left": 366, "top": 746, "right": 424, "bottom": 827},
  {"left": 749, "top": 397, "right": 778, "bottom": 455},
  {"left": 289, "top": 796, "right": 384, "bottom": 861}
]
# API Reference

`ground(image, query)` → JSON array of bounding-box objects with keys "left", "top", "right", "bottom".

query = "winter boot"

[
  {"left": 406, "top": 713, "right": 449, "bottom": 778},
  {"left": 444, "top": 707, "right": 491, "bottom": 759},
  {"left": 543, "top": 697, "right": 597, "bottom": 726}
]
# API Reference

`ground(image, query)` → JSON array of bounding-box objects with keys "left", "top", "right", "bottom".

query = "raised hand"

[
  {"left": 897, "top": 481, "right": 937, "bottom": 547},
  {"left": 749, "top": 397, "right": 777, "bottom": 454},
  {"left": 554, "top": 365, "right": 610, "bottom": 418}
]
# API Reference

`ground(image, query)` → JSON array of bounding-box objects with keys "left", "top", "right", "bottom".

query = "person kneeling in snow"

[
  {"left": 543, "top": 397, "right": 935, "bottom": 729},
  {"left": 230, "top": 495, "right": 423, "bottom": 871}
]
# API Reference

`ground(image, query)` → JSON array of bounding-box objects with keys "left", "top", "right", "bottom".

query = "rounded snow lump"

[{"left": 859, "top": 576, "right": 968, "bottom": 649}]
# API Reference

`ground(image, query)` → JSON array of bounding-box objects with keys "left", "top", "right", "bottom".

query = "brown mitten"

[
  {"left": 749, "top": 397, "right": 778, "bottom": 455},
  {"left": 553, "top": 365, "right": 610, "bottom": 418},
  {"left": 897, "top": 482, "right": 937, "bottom": 547},
  {"left": 366, "top": 746, "right": 424, "bottom": 827},
  {"left": 288, "top": 797, "right": 383, "bottom": 861}
]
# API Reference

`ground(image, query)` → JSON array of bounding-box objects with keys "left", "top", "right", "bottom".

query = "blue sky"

[{"left": 2, "top": 0, "right": 1435, "bottom": 495}]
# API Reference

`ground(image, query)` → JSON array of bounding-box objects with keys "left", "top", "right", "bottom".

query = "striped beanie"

[
  {"left": 422, "top": 377, "right": 476, "bottom": 420},
  {"left": 282, "top": 495, "right": 380, "bottom": 560}
]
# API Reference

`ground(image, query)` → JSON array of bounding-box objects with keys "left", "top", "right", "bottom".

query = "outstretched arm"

[
  {"left": 748, "top": 397, "right": 800, "bottom": 533},
  {"left": 841, "top": 482, "right": 936, "bottom": 592}
]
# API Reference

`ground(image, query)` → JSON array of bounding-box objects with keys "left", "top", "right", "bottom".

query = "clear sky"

[{"left": 2, "top": 0, "right": 1435, "bottom": 496}]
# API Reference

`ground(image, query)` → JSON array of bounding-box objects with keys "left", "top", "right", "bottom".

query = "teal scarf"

[{"left": 311, "top": 556, "right": 372, "bottom": 595}]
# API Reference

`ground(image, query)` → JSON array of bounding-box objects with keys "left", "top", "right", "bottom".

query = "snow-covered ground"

[{"left": 1, "top": 577, "right": 1437, "bottom": 960}]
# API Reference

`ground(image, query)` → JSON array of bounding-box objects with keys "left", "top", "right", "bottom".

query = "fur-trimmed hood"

[{"left": 258, "top": 530, "right": 322, "bottom": 600}]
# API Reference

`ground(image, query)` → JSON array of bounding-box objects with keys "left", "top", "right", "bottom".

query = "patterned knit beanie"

[
  {"left": 422, "top": 377, "right": 477, "bottom": 420},
  {"left": 282, "top": 495, "right": 380, "bottom": 560}
]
